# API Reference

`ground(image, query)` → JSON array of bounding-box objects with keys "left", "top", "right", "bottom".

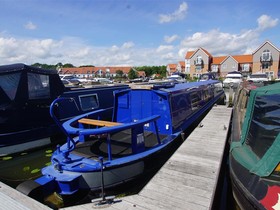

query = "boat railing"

[
  {"left": 61, "top": 114, "right": 161, "bottom": 161},
  {"left": 50, "top": 97, "right": 113, "bottom": 161},
  {"left": 78, "top": 115, "right": 161, "bottom": 160},
  {"left": 77, "top": 115, "right": 160, "bottom": 136}
]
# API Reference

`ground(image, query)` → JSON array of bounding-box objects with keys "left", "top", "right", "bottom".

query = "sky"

[{"left": 0, "top": 0, "right": 279, "bottom": 67}]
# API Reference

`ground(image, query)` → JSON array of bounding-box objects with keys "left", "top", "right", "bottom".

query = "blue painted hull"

[{"left": 17, "top": 80, "right": 225, "bottom": 206}]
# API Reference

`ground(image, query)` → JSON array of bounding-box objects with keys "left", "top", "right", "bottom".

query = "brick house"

[
  {"left": 184, "top": 40, "right": 280, "bottom": 79},
  {"left": 252, "top": 40, "right": 280, "bottom": 79}
]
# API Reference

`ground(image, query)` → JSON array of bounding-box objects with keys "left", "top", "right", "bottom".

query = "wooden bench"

[{"left": 78, "top": 118, "right": 122, "bottom": 127}]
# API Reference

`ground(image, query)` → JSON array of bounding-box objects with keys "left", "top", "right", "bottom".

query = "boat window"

[
  {"left": 190, "top": 91, "right": 201, "bottom": 111},
  {"left": 0, "top": 72, "right": 21, "bottom": 100},
  {"left": 28, "top": 73, "right": 50, "bottom": 99},
  {"left": 233, "top": 88, "right": 249, "bottom": 138},
  {"left": 245, "top": 94, "right": 280, "bottom": 159},
  {"left": 237, "top": 89, "right": 249, "bottom": 116},
  {"left": 79, "top": 94, "right": 99, "bottom": 111}
]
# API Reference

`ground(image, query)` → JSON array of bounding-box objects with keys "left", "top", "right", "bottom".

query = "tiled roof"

[
  {"left": 189, "top": 47, "right": 213, "bottom": 59},
  {"left": 232, "top": 54, "right": 252, "bottom": 63},
  {"left": 185, "top": 51, "right": 195, "bottom": 59},
  {"left": 212, "top": 56, "right": 227, "bottom": 64},
  {"left": 200, "top": 48, "right": 212, "bottom": 58},
  {"left": 167, "top": 64, "right": 177, "bottom": 69},
  {"left": 179, "top": 61, "right": 185, "bottom": 67},
  {"left": 212, "top": 54, "right": 252, "bottom": 65}
]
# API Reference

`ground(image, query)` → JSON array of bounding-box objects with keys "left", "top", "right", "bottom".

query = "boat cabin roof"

[
  {"left": 0, "top": 63, "right": 59, "bottom": 75},
  {"left": 130, "top": 80, "right": 220, "bottom": 92},
  {"left": 231, "top": 81, "right": 280, "bottom": 177},
  {"left": 0, "top": 63, "right": 65, "bottom": 103}
]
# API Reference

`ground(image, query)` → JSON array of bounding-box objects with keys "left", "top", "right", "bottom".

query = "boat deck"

[
  {"left": 0, "top": 105, "right": 232, "bottom": 210},
  {"left": 71, "top": 131, "right": 167, "bottom": 160}
]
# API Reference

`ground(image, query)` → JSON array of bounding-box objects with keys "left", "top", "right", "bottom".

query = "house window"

[
  {"left": 222, "top": 64, "right": 227, "bottom": 69},
  {"left": 195, "top": 55, "right": 203, "bottom": 65},
  {"left": 211, "top": 65, "right": 218, "bottom": 72},
  {"left": 262, "top": 62, "right": 269, "bottom": 69},
  {"left": 242, "top": 64, "right": 250, "bottom": 72},
  {"left": 196, "top": 65, "right": 202, "bottom": 71},
  {"left": 261, "top": 49, "right": 271, "bottom": 62}
]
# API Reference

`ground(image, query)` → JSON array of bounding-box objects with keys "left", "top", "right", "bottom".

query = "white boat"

[{"left": 223, "top": 71, "right": 243, "bottom": 88}]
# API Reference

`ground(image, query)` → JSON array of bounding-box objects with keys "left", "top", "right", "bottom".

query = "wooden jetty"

[
  {"left": 0, "top": 105, "right": 232, "bottom": 210},
  {"left": 0, "top": 181, "right": 50, "bottom": 210}
]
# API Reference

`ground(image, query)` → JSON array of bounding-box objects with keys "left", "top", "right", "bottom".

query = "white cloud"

[
  {"left": 164, "top": 35, "right": 179, "bottom": 43},
  {"left": 161, "top": 52, "right": 175, "bottom": 60},
  {"left": 257, "top": 15, "right": 278, "bottom": 31},
  {"left": 156, "top": 45, "right": 174, "bottom": 52},
  {"left": 24, "top": 21, "right": 37, "bottom": 30},
  {"left": 159, "top": 2, "right": 188, "bottom": 24},
  {"left": 180, "top": 29, "right": 255, "bottom": 56},
  {"left": 122, "top": 41, "right": 135, "bottom": 49},
  {"left": 110, "top": 45, "right": 119, "bottom": 52}
]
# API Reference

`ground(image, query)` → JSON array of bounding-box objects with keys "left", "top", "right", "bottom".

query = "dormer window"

[{"left": 261, "top": 50, "right": 271, "bottom": 62}]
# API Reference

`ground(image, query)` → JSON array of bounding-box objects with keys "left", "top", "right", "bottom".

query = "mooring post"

[{"left": 91, "top": 156, "right": 115, "bottom": 206}]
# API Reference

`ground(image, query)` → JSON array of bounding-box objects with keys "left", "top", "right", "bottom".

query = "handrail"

[
  {"left": 49, "top": 97, "right": 77, "bottom": 157},
  {"left": 78, "top": 115, "right": 161, "bottom": 136},
  {"left": 62, "top": 108, "right": 113, "bottom": 134}
]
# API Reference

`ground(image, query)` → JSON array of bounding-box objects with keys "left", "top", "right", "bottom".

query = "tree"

[
  {"left": 63, "top": 63, "right": 75, "bottom": 68},
  {"left": 128, "top": 68, "right": 139, "bottom": 79},
  {"left": 134, "top": 65, "right": 167, "bottom": 78},
  {"left": 116, "top": 70, "right": 124, "bottom": 78}
]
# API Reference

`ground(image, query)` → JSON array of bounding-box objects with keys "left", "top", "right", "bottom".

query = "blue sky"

[{"left": 0, "top": 0, "right": 279, "bottom": 66}]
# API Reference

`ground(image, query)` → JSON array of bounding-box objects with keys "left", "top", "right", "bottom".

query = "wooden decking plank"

[
  {"left": 139, "top": 188, "right": 208, "bottom": 210},
  {"left": 123, "top": 194, "right": 169, "bottom": 210},
  {"left": 142, "top": 181, "right": 211, "bottom": 205},
  {"left": 0, "top": 182, "right": 50, "bottom": 210},
  {"left": 150, "top": 167, "right": 215, "bottom": 195}
]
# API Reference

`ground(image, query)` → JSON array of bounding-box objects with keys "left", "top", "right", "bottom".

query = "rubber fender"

[{"left": 16, "top": 180, "right": 44, "bottom": 202}]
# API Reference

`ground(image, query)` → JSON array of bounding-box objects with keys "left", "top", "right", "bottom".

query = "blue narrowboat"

[
  {"left": 17, "top": 80, "right": 225, "bottom": 205},
  {"left": 0, "top": 63, "right": 128, "bottom": 155}
]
